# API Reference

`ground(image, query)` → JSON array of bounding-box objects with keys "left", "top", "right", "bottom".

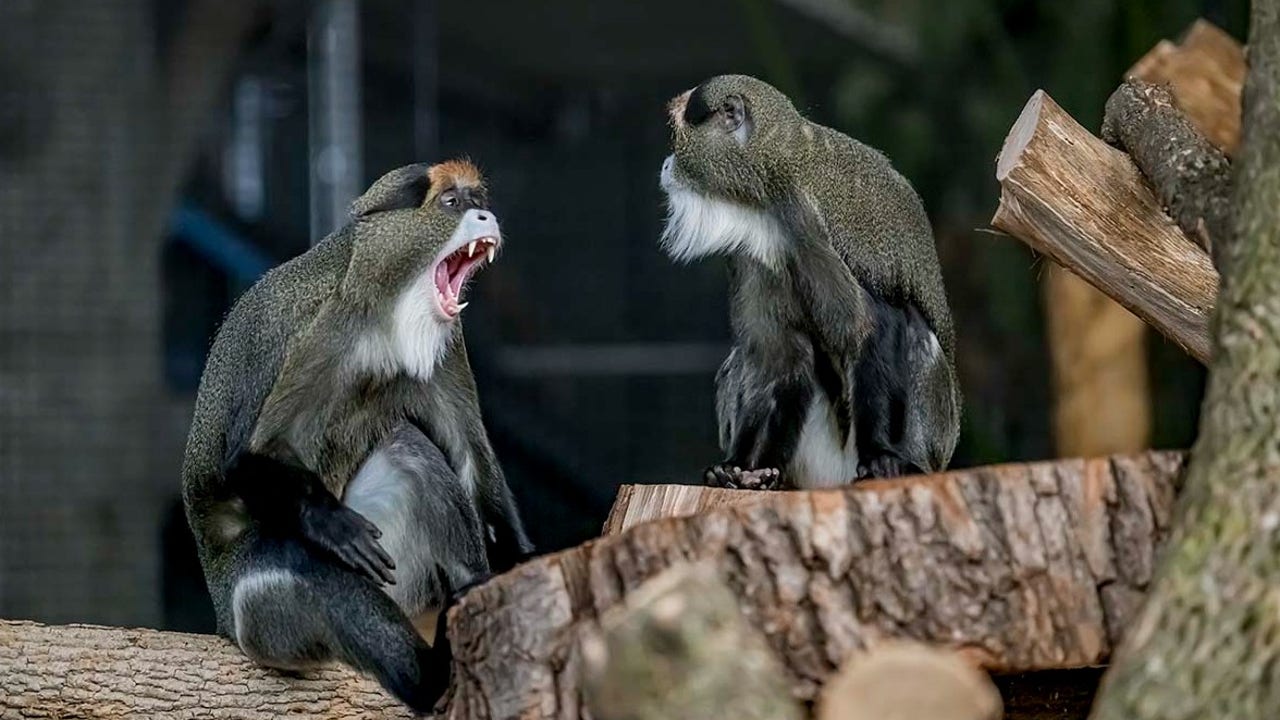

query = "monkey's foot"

[{"left": 703, "top": 463, "right": 785, "bottom": 490}]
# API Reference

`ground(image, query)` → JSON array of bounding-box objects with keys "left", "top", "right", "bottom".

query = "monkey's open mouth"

[{"left": 433, "top": 236, "right": 498, "bottom": 318}]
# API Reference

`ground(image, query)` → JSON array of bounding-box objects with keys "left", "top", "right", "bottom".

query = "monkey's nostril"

[{"left": 477, "top": 213, "right": 489, "bottom": 222}]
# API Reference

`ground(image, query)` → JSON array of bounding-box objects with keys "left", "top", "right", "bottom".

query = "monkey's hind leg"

[{"left": 230, "top": 538, "right": 448, "bottom": 714}]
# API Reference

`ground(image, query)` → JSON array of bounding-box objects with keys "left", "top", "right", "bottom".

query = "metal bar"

[{"left": 307, "top": 0, "right": 363, "bottom": 244}]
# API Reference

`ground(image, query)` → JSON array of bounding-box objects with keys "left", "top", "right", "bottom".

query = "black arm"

[{"left": 225, "top": 451, "right": 396, "bottom": 585}]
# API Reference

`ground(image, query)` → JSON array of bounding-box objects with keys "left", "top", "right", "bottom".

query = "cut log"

[
  {"left": 1127, "top": 19, "right": 1245, "bottom": 156},
  {"left": 444, "top": 451, "right": 1185, "bottom": 718},
  {"left": 580, "top": 562, "right": 804, "bottom": 720},
  {"left": 1102, "top": 79, "right": 1234, "bottom": 265},
  {"left": 816, "top": 641, "right": 1002, "bottom": 720},
  {"left": 0, "top": 620, "right": 412, "bottom": 719},
  {"left": 1, "top": 453, "right": 1182, "bottom": 719},
  {"left": 602, "top": 483, "right": 766, "bottom": 535},
  {"left": 991, "top": 91, "right": 1219, "bottom": 364}
]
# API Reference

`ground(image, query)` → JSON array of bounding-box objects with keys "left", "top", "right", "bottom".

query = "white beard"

[{"left": 659, "top": 156, "right": 788, "bottom": 270}]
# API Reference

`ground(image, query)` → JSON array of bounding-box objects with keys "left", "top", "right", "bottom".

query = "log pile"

[
  {"left": 2, "top": 452, "right": 1184, "bottom": 719},
  {"left": 992, "top": 19, "right": 1246, "bottom": 364}
]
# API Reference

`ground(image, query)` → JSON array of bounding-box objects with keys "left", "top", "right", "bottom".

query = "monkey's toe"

[
  {"left": 737, "top": 467, "right": 784, "bottom": 490},
  {"left": 704, "top": 463, "right": 743, "bottom": 488}
]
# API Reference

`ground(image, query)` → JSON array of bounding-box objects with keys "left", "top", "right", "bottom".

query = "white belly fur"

[
  {"left": 790, "top": 394, "right": 859, "bottom": 489},
  {"left": 342, "top": 448, "right": 434, "bottom": 616}
]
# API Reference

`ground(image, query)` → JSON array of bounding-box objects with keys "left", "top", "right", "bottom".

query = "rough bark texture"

[
  {"left": 1043, "top": 267, "right": 1150, "bottom": 458},
  {"left": 816, "top": 642, "right": 1002, "bottom": 720},
  {"left": 992, "top": 90, "right": 1219, "bottom": 364},
  {"left": 580, "top": 563, "right": 804, "bottom": 720},
  {"left": 1089, "top": 2, "right": 1280, "bottom": 718},
  {"left": 1102, "top": 79, "right": 1235, "bottom": 267},
  {"left": 0, "top": 620, "right": 412, "bottom": 719},
  {"left": 1127, "top": 19, "right": 1246, "bottom": 156},
  {"left": 443, "top": 452, "right": 1185, "bottom": 719}
]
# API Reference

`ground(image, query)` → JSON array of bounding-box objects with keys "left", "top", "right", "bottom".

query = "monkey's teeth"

[
  {"left": 456, "top": 301, "right": 469, "bottom": 311},
  {"left": 468, "top": 241, "right": 478, "bottom": 257},
  {"left": 487, "top": 246, "right": 496, "bottom": 262}
]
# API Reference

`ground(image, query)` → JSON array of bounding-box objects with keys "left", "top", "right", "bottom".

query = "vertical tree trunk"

[{"left": 1089, "top": 1, "right": 1280, "bottom": 717}]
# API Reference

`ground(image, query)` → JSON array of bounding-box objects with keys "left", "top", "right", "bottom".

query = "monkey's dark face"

[{"left": 348, "top": 160, "right": 501, "bottom": 322}]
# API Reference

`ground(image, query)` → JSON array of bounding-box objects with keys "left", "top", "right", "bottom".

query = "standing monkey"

[
  {"left": 659, "top": 75, "right": 961, "bottom": 490},
  {"left": 182, "top": 160, "right": 532, "bottom": 712}
]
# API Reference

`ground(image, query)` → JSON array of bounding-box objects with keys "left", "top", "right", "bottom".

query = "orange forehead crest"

[{"left": 425, "top": 159, "right": 485, "bottom": 204}]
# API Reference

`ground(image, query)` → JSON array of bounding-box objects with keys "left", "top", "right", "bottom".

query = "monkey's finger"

[
  {"left": 354, "top": 538, "right": 397, "bottom": 585},
  {"left": 338, "top": 546, "right": 387, "bottom": 586},
  {"left": 353, "top": 512, "right": 383, "bottom": 540},
  {"left": 367, "top": 538, "right": 396, "bottom": 572}
]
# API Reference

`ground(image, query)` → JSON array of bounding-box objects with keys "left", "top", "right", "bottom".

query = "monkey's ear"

[
  {"left": 350, "top": 164, "right": 433, "bottom": 219},
  {"left": 720, "top": 95, "right": 750, "bottom": 142}
]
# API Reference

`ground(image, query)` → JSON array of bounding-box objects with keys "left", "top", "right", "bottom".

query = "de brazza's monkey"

[
  {"left": 659, "top": 74, "right": 961, "bottom": 490},
  {"left": 181, "top": 159, "right": 532, "bottom": 712}
]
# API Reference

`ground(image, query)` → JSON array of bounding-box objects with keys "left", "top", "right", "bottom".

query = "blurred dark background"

[{"left": 0, "top": 0, "right": 1245, "bottom": 633}]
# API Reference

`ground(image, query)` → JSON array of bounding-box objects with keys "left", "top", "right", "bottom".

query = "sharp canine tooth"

[
  {"left": 468, "top": 241, "right": 477, "bottom": 257},
  {"left": 456, "top": 301, "right": 469, "bottom": 311},
  {"left": 487, "top": 246, "right": 495, "bottom": 262}
]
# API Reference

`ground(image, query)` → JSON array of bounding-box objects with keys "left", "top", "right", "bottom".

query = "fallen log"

[
  {"left": 0, "top": 620, "right": 412, "bottom": 719},
  {"left": 1127, "top": 19, "right": 1245, "bottom": 156},
  {"left": 1, "top": 453, "right": 1183, "bottom": 719},
  {"left": 444, "top": 451, "right": 1185, "bottom": 718},
  {"left": 991, "top": 90, "right": 1219, "bottom": 363}
]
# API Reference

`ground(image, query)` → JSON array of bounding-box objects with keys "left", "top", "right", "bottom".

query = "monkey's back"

[
  {"left": 802, "top": 124, "right": 955, "bottom": 360},
  {"left": 181, "top": 230, "right": 355, "bottom": 629}
]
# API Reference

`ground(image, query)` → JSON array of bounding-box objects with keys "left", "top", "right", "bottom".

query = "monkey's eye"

[
  {"left": 440, "top": 190, "right": 459, "bottom": 209},
  {"left": 719, "top": 95, "right": 746, "bottom": 135}
]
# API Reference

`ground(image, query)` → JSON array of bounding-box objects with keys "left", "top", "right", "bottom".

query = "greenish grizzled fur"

[
  {"left": 181, "top": 161, "right": 530, "bottom": 711},
  {"left": 662, "top": 75, "right": 961, "bottom": 487}
]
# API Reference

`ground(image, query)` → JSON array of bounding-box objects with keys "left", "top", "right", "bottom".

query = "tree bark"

[
  {"left": 0, "top": 620, "right": 413, "bottom": 719},
  {"left": 1102, "top": 79, "right": 1234, "bottom": 266},
  {"left": 1127, "top": 19, "right": 1246, "bottom": 156},
  {"left": 1089, "top": 2, "right": 1280, "bottom": 717},
  {"left": 991, "top": 90, "right": 1219, "bottom": 364},
  {"left": 442, "top": 452, "right": 1184, "bottom": 718}
]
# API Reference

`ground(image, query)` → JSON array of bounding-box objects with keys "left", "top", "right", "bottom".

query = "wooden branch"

[
  {"left": 0, "top": 620, "right": 412, "bottom": 719},
  {"left": 1102, "top": 79, "right": 1234, "bottom": 265},
  {"left": 991, "top": 91, "right": 1219, "bottom": 364},
  {"left": 581, "top": 563, "right": 804, "bottom": 720},
  {"left": 444, "top": 452, "right": 1185, "bottom": 718},
  {"left": 1127, "top": 19, "right": 1246, "bottom": 156}
]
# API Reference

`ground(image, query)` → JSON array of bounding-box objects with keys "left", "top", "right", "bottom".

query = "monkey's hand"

[
  {"left": 300, "top": 503, "right": 397, "bottom": 586},
  {"left": 704, "top": 463, "right": 786, "bottom": 490}
]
